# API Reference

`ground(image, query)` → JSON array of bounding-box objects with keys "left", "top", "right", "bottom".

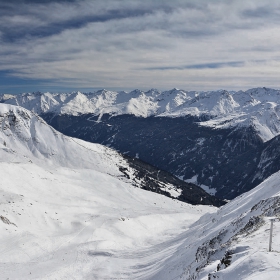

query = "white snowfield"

[
  {"left": 153, "top": 171, "right": 280, "bottom": 280},
  {"left": 2, "top": 87, "right": 280, "bottom": 142},
  {"left": 1, "top": 103, "right": 280, "bottom": 280},
  {"left": 0, "top": 104, "right": 215, "bottom": 279}
]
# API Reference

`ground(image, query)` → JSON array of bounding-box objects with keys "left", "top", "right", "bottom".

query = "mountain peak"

[{"left": 4, "top": 87, "right": 280, "bottom": 141}]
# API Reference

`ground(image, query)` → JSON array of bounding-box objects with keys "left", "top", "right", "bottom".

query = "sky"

[{"left": 1, "top": 0, "right": 280, "bottom": 93}]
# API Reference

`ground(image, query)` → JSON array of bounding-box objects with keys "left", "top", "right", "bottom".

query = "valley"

[{"left": 1, "top": 88, "right": 280, "bottom": 279}]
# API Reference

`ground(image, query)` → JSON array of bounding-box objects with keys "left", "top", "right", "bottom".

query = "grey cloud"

[
  {"left": 242, "top": 5, "right": 280, "bottom": 19},
  {"left": 2, "top": 1, "right": 280, "bottom": 41},
  {"left": 0, "top": 0, "right": 222, "bottom": 44},
  {"left": 186, "top": 61, "right": 245, "bottom": 69},
  {"left": 242, "top": 6, "right": 272, "bottom": 18},
  {"left": 1, "top": 0, "right": 280, "bottom": 92},
  {"left": 145, "top": 61, "right": 245, "bottom": 71},
  {"left": 0, "top": 9, "right": 158, "bottom": 43},
  {"left": 0, "top": 3, "right": 158, "bottom": 42}
]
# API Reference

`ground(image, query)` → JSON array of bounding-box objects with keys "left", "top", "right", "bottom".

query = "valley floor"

[{"left": 0, "top": 162, "right": 215, "bottom": 279}]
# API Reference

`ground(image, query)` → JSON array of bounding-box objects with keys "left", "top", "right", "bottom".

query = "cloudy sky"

[{"left": 1, "top": 0, "right": 280, "bottom": 93}]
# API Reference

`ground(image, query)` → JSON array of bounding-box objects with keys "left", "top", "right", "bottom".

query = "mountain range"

[
  {"left": 0, "top": 104, "right": 222, "bottom": 206},
  {"left": 0, "top": 102, "right": 280, "bottom": 279},
  {"left": 2, "top": 87, "right": 280, "bottom": 199},
  {"left": 0, "top": 103, "right": 219, "bottom": 279}
]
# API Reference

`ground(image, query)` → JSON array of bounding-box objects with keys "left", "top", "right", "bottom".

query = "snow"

[
  {"left": 185, "top": 175, "right": 217, "bottom": 196},
  {"left": 1, "top": 102, "right": 280, "bottom": 279},
  {"left": 199, "top": 184, "right": 217, "bottom": 196},
  {"left": 4, "top": 87, "right": 280, "bottom": 142},
  {"left": 0, "top": 162, "right": 213, "bottom": 279},
  {"left": 151, "top": 171, "right": 280, "bottom": 279},
  {"left": 0, "top": 103, "right": 215, "bottom": 279}
]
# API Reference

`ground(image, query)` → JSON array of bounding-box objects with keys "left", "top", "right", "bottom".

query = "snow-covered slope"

[
  {"left": 0, "top": 103, "right": 119, "bottom": 170},
  {"left": 0, "top": 161, "right": 217, "bottom": 280},
  {"left": 0, "top": 103, "right": 223, "bottom": 206},
  {"left": 152, "top": 171, "right": 280, "bottom": 280},
  {"left": 0, "top": 103, "right": 220, "bottom": 279},
  {"left": 9, "top": 88, "right": 280, "bottom": 199},
  {"left": 1, "top": 103, "right": 280, "bottom": 279},
  {"left": 3, "top": 87, "right": 280, "bottom": 142},
  {"left": 199, "top": 88, "right": 280, "bottom": 142}
]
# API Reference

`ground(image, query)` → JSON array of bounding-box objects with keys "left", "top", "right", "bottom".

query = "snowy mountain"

[
  {"left": 152, "top": 169, "right": 280, "bottom": 280},
  {"left": 3, "top": 87, "right": 280, "bottom": 199},
  {"left": 1, "top": 103, "right": 280, "bottom": 279},
  {"left": 0, "top": 104, "right": 222, "bottom": 279},
  {"left": 37, "top": 111, "right": 267, "bottom": 199},
  {"left": 0, "top": 104, "right": 222, "bottom": 206},
  {"left": 0, "top": 103, "right": 226, "bottom": 277},
  {"left": 3, "top": 87, "right": 280, "bottom": 142}
]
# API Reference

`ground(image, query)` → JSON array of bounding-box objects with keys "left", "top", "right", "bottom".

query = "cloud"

[
  {"left": 0, "top": 2, "right": 166, "bottom": 43},
  {"left": 145, "top": 61, "right": 245, "bottom": 70},
  {"left": 241, "top": 4, "right": 280, "bottom": 20},
  {"left": 0, "top": 0, "right": 241, "bottom": 43},
  {"left": 2, "top": 0, "right": 280, "bottom": 92}
]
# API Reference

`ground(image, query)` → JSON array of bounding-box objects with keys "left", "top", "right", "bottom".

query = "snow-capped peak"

[{"left": 3, "top": 87, "right": 280, "bottom": 141}]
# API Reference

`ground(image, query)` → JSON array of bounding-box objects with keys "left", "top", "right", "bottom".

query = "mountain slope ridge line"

[{"left": 3, "top": 88, "right": 280, "bottom": 199}]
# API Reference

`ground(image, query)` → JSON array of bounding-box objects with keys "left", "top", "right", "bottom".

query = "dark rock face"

[
  {"left": 40, "top": 113, "right": 278, "bottom": 200},
  {"left": 122, "top": 155, "right": 225, "bottom": 207},
  {"left": 250, "top": 135, "right": 280, "bottom": 187}
]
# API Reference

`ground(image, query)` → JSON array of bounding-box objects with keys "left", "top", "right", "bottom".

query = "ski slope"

[{"left": 0, "top": 104, "right": 215, "bottom": 279}]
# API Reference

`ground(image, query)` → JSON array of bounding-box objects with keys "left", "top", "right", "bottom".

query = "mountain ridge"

[
  {"left": 1, "top": 102, "right": 280, "bottom": 279},
  {"left": 2, "top": 87, "right": 280, "bottom": 142},
  {"left": 3, "top": 87, "right": 280, "bottom": 199},
  {"left": 0, "top": 103, "right": 223, "bottom": 206}
]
